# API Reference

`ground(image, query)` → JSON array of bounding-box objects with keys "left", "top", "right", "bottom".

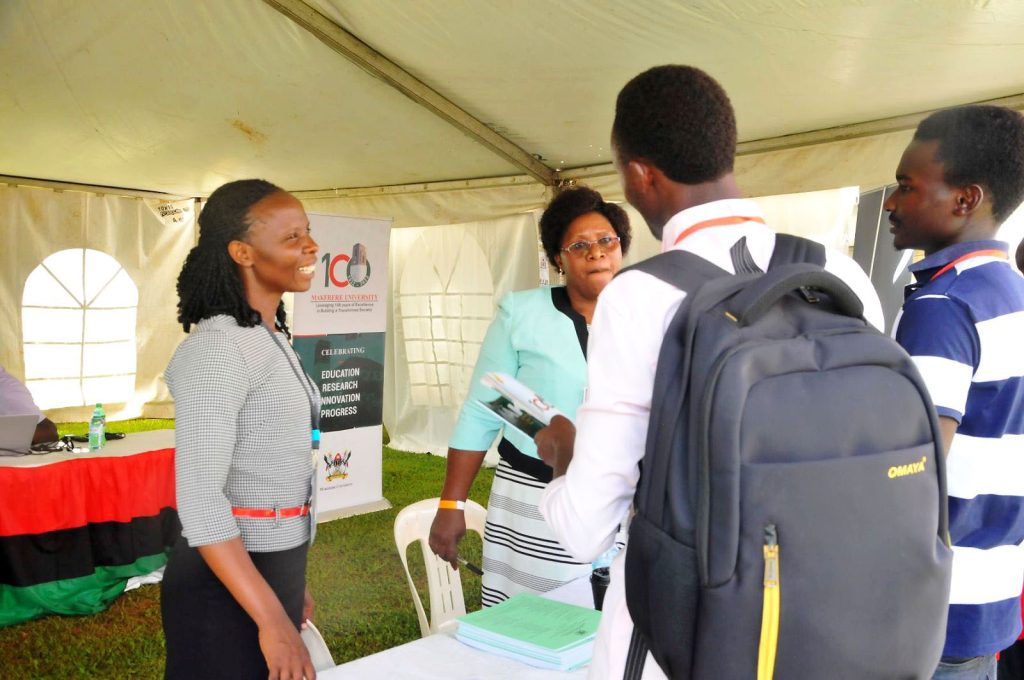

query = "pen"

[{"left": 458, "top": 557, "right": 484, "bottom": 575}]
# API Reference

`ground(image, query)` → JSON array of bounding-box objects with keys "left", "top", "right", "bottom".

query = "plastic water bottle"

[{"left": 88, "top": 403, "right": 106, "bottom": 451}]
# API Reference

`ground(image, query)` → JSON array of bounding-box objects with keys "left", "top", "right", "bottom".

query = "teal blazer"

[{"left": 449, "top": 286, "right": 587, "bottom": 459}]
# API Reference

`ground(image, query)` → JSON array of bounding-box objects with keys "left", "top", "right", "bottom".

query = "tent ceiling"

[{"left": 3, "top": 0, "right": 1024, "bottom": 198}]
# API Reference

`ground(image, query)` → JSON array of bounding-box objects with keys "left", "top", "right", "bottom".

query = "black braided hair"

[{"left": 176, "top": 179, "right": 293, "bottom": 337}]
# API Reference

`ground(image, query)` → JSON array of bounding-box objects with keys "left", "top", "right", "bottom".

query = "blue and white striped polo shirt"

[{"left": 894, "top": 239, "right": 1024, "bottom": 658}]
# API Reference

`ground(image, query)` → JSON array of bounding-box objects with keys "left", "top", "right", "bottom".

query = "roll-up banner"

[{"left": 292, "top": 213, "right": 393, "bottom": 522}]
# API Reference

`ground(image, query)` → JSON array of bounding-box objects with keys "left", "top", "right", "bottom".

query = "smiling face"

[
  {"left": 884, "top": 140, "right": 962, "bottom": 254},
  {"left": 555, "top": 211, "right": 623, "bottom": 301},
  {"left": 234, "top": 191, "right": 319, "bottom": 306}
]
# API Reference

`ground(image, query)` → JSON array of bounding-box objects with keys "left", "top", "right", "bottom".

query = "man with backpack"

[
  {"left": 536, "top": 65, "right": 953, "bottom": 679},
  {"left": 886, "top": 106, "right": 1024, "bottom": 679}
]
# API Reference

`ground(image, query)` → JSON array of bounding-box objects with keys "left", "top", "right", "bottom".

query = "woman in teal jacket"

[{"left": 429, "top": 186, "right": 631, "bottom": 606}]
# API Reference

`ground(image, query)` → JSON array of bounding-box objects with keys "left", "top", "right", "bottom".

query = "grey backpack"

[{"left": 622, "top": 236, "right": 952, "bottom": 679}]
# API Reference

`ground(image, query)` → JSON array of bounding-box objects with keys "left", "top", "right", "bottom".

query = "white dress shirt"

[{"left": 539, "top": 199, "right": 883, "bottom": 679}]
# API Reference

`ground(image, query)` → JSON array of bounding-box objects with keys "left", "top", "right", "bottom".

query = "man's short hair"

[
  {"left": 914, "top": 105, "right": 1024, "bottom": 223},
  {"left": 612, "top": 65, "right": 736, "bottom": 184}
]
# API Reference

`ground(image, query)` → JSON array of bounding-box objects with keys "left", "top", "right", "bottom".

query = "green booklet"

[{"left": 455, "top": 593, "right": 601, "bottom": 670}]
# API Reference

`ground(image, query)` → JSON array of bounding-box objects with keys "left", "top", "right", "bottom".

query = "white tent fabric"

[
  {"left": 4, "top": 1, "right": 1024, "bottom": 199},
  {"left": 0, "top": 185, "right": 193, "bottom": 421}
]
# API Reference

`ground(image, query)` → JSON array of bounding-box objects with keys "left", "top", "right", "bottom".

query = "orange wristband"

[{"left": 438, "top": 499, "right": 466, "bottom": 510}]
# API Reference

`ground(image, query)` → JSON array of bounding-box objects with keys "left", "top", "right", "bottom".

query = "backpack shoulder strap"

[
  {"left": 618, "top": 249, "right": 730, "bottom": 291},
  {"left": 768, "top": 233, "right": 826, "bottom": 269}
]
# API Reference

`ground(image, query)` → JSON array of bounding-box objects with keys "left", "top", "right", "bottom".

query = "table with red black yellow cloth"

[{"left": 0, "top": 429, "right": 179, "bottom": 627}]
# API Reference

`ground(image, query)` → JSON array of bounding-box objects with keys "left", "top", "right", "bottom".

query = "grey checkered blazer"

[{"left": 166, "top": 315, "right": 319, "bottom": 553}]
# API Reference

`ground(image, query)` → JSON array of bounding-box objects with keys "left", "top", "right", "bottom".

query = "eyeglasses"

[{"left": 560, "top": 236, "right": 621, "bottom": 257}]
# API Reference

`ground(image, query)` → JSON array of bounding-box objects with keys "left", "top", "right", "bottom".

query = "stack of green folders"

[{"left": 455, "top": 593, "right": 602, "bottom": 671}]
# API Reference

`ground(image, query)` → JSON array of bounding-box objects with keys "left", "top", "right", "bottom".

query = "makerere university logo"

[{"left": 323, "top": 451, "right": 352, "bottom": 482}]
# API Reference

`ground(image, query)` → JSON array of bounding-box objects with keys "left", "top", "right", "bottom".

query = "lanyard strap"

[
  {"left": 262, "top": 325, "right": 321, "bottom": 449},
  {"left": 673, "top": 215, "right": 766, "bottom": 247},
  {"left": 929, "top": 249, "right": 1007, "bottom": 281}
]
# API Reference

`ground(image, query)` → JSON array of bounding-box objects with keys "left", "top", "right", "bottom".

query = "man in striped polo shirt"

[{"left": 887, "top": 105, "right": 1024, "bottom": 679}]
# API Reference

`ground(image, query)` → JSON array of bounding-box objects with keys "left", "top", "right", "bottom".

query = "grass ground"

[{"left": 0, "top": 420, "right": 494, "bottom": 679}]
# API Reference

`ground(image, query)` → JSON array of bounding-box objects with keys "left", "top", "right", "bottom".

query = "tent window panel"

[
  {"left": 83, "top": 252, "right": 123, "bottom": 305},
  {"left": 90, "top": 269, "right": 139, "bottom": 308},
  {"left": 400, "top": 294, "right": 429, "bottom": 316},
  {"left": 83, "top": 341, "right": 136, "bottom": 377},
  {"left": 82, "top": 375, "right": 135, "bottom": 406},
  {"left": 410, "top": 385, "right": 431, "bottom": 404},
  {"left": 443, "top": 296, "right": 462, "bottom": 316},
  {"left": 408, "top": 363, "right": 427, "bottom": 384},
  {"left": 405, "top": 341, "right": 424, "bottom": 362},
  {"left": 21, "top": 308, "right": 83, "bottom": 343},
  {"left": 430, "top": 318, "right": 447, "bottom": 339},
  {"left": 446, "top": 341, "right": 464, "bottom": 365},
  {"left": 21, "top": 248, "right": 139, "bottom": 409},
  {"left": 464, "top": 319, "right": 490, "bottom": 343},
  {"left": 26, "top": 378, "right": 83, "bottom": 411},
  {"left": 464, "top": 295, "right": 495, "bottom": 318},
  {"left": 21, "top": 268, "right": 80, "bottom": 308},
  {"left": 402, "top": 317, "right": 431, "bottom": 339},
  {"left": 435, "top": 364, "right": 451, "bottom": 384},
  {"left": 444, "top": 317, "right": 461, "bottom": 338},
  {"left": 23, "top": 344, "right": 82, "bottom": 379},
  {"left": 83, "top": 308, "right": 137, "bottom": 343},
  {"left": 39, "top": 250, "right": 87, "bottom": 304},
  {"left": 433, "top": 342, "right": 450, "bottom": 362}
]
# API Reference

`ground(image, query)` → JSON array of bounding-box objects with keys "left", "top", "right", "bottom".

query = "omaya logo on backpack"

[{"left": 621, "top": 235, "right": 952, "bottom": 680}]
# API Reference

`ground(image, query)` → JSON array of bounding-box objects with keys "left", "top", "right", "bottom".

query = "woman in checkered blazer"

[{"left": 163, "top": 179, "right": 322, "bottom": 680}]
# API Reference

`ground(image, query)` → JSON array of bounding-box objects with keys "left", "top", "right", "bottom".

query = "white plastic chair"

[
  {"left": 394, "top": 497, "right": 487, "bottom": 637},
  {"left": 300, "top": 619, "right": 335, "bottom": 671}
]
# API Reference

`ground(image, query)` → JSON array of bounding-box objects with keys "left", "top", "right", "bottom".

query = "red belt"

[{"left": 231, "top": 504, "right": 310, "bottom": 519}]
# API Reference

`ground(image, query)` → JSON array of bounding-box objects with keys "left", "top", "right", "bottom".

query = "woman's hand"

[
  {"left": 258, "top": 614, "right": 316, "bottom": 680},
  {"left": 301, "top": 586, "right": 315, "bottom": 628},
  {"left": 429, "top": 508, "right": 466, "bottom": 570},
  {"left": 430, "top": 448, "right": 486, "bottom": 570},
  {"left": 535, "top": 415, "right": 577, "bottom": 479}
]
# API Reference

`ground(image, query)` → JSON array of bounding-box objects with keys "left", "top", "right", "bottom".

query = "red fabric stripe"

[
  {"left": 0, "top": 448, "right": 176, "bottom": 537},
  {"left": 232, "top": 505, "right": 309, "bottom": 518}
]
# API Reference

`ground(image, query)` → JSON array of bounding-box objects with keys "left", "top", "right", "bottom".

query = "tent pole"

[
  {"left": 737, "top": 93, "right": 1024, "bottom": 155},
  {"left": 0, "top": 175, "right": 192, "bottom": 201}
]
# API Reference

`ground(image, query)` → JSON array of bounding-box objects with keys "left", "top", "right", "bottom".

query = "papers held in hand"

[
  {"left": 455, "top": 593, "right": 601, "bottom": 671},
  {"left": 477, "top": 372, "right": 564, "bottom": 438}
]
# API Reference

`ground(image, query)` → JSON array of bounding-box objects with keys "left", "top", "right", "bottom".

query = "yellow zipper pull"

[{"left": 758, "top": 524, "right": 781, "bottom": 680}]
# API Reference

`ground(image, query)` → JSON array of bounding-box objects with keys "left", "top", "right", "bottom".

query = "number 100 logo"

[{"left": 322, "top": 243, "right": 370, "bottom": 288}]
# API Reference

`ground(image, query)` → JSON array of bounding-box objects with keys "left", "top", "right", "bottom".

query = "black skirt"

[{"left": 161, "top": 536, "right": 308, "bottom": 680}]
